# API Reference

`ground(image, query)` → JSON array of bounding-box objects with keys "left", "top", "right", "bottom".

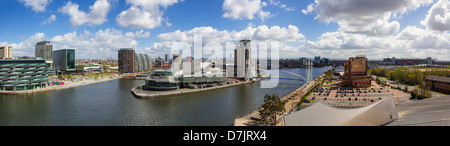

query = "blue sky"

[{"left": 0, "top": 0, "right": 449, "bottom": 60}]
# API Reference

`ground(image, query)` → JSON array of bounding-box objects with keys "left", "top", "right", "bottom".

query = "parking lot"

[{"left": 307, "top": 81, "right": 411, "bottom": 108}]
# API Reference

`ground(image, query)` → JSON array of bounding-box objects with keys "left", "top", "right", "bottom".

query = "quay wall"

[{"left": 234, "top": 74, "right": 324, "bottom": 126}]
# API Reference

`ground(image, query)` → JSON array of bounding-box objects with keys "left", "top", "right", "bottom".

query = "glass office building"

[
  {"left": 53, "top": 49, "right": 76, "bottom": 73},
  {"left": 0, "top": 59, "right": 52, "bottom": 91}
]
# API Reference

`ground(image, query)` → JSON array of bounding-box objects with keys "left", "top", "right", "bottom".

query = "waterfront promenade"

[
  {"left": 0, "top": 76, "right": 122, "bottom": 95},
  {"left": 132, "top": 79, "right": 261, "bottom": 99},
  {"left": 234, "top": 74, "right": 323, "bottom": 126}
]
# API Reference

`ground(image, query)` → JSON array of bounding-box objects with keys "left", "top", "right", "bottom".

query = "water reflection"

[{"left": 0, "top": 67, "right": 330, "bottom": 126}]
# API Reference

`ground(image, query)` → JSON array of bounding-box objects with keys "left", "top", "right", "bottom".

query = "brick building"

[
  {"left": 425, "top": 75, "right": 450, "bottom": 94},
  {"left": 341, "top": 55, "right": 371, "bottom": 88},
  {"left": 118, "top": 48, "right": 135, "bottom": 73}
]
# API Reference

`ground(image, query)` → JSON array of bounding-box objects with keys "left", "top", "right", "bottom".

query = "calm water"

[{"left": 0, "top": 67, "right": 330, "bottom": 126}]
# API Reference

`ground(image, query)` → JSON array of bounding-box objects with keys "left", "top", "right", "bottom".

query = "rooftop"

[
  {"left": 426, "top": 75, "right": 450, "bottom": 83},
  {"left": 387, "top": 95, "right": 450, "bottom": 126}
]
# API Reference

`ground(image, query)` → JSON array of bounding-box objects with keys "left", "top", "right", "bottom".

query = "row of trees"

[{"left": 371, "top": 67, "right": 450, "bottom": 86}]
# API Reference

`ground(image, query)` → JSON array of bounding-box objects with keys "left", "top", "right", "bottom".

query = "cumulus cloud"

[
  {"left": 1, "top": 28, "right": 146, "bottom": 59},
  {"left": 303, "top": 0, "right": 433, "bottom": 36},
  {"left": 222, "top": 0, "right": 271, "bottom": 21},
  {"left": 125, "top": 30, "right": 151, "bottom": 38},
  {"left": 60, "top": 0, "right": 111, "bottom": 26},
  {"left": 0, "top": 33, "right": 46, "bottom": 57},
  {"left": 149, "top": 25, "right": 305, "bottom": 58},
  {"left": 421, "top": 0, "right": 450, "bottom": 32},
  {"left": 50, "top": 28, "right": 140, "bottom": 58},
  {"left": 305, "top": 25, "right": 450, "bottom": 60},
  {"left": 19, "top": 0, "right": 52, "bottom": 13},
  {"left": 116, "top": 0, "right": 182, "bottom": 29},
  {"left": 269, "top": 0, "right": 295, "bottom": 11},
  {"left": 41, "top": 14, "right": 56, "bottom": 25}
]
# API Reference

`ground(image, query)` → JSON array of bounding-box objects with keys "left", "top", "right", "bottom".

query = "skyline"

[{"left": 0, "top": 0, "right": 449, "bottom": 61}]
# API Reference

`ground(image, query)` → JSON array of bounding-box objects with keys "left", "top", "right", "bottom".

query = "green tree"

[
  {"left": 412, "top": 82, "right": 433, "bottom": 100},
  {"left": 259, "top": 94, "right": 286, "bottom": 126}
]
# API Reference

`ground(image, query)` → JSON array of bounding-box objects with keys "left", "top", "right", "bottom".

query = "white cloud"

[
  {"left": 60, "top": 0, "right": 111, "bottom": 26},
  {"left": 302, "top": 4, "right": 314, "bottom": 15},
  {"left": 305, "top": 25, "right": 450, "bottom": 60},
  {"left": 41, "top": 14, "right": 56, "bottom": 25},
  {"left": 116, "top": 0, "right": 182, "bottom": 29},
  {"left": 222, "top": 0, "right": 271, "bottom": 21},
  {"left": 18, "top": 0, "right": 52, "bottom": 13},
  {"left": 421, "top": 0, "right": 450, "bottom": 32},
  {"left": 1, "top": 28, "right": 147, "bottom": 59},
  {"left": 269, "top": 0, "right": 295, "bottom": 11},
  {"left": 125, "top": 30, "right": 151, "bottom": 38},
  {"left": 50, "top": 28, "right": 140, "bottom": 58},
  {"left": 149, "top": 25, "right": 305, "bottom": 58},
  {"left": 304, "top": 0, "right": 433, "bottom": 36},
  {"left": 0, "top": 33, "right": 46, "bottom": 57}
]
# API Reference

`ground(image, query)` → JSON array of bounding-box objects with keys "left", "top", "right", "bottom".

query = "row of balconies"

[
  {"left": 0, "top": 67, "right": 49, "bottom": 73},
  {"left": 0, "top": 63, "right": 48, "bottom": 68},
  {"left": 0, "top": 79, "right": 48, "bottom": 85},
  {"left": 0, "top": 75, "right": 47, "bottom": 80}
]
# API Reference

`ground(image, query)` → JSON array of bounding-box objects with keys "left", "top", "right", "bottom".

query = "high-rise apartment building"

[
  {"left": 118, "top": 49, "right": 152, "bottom": 73},
  {"left": 35, "top": 41, "right": 53, "bottom": 60},
  {"left": 234, "top": 40, "right": 254, "bottom": 81},
  {"left": 118, "top": 48, "right": 135, "bottom": 73},
  {"left": 0, "top": 46, "right": 12, "bottom": 58}
]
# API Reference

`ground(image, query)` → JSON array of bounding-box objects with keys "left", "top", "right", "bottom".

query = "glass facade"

[
  {"left": 53, "top": 49, "right": 75, "bottom": 72},
  {"left": 145, "top": 80, "right": 180, "bottom": 88},
  {"left": 66, "top": 49, "right": 75, "bottom": 71},
  {"left": 0, "top": 59, "right": 52, "bottom": 91}
]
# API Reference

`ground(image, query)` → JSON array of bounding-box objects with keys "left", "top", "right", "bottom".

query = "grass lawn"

[{"left": 295, "top": 84, "right": 321, "bottom": 107}]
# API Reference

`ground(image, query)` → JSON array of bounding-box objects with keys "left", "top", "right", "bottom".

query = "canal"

[{"left": 0, "top": 67, "right": 331, "bottom": 126}]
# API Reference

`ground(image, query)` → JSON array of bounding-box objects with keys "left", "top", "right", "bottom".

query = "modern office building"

[
  {"left": 35, "top": 41, "right": 53, "bottom": 60},
  {"left": 0, "top": 46, "right": 13, "bottom": 58},
  {"left": 234, "top": 40, "right": 254, "bottom": 81},
  {"left": 0, "top": 59, "right": 52, "bottom": 91},
  {"left": 341, "top": 55, "right": 371, "bottom": 87},
  {"left": 165, "top": 54, "right": 169, "bottom": 62},
  {"left": 118, "top": 48, "right": 135, "bottom": 73},
  {"left": 53, "top": 49, "right": 76, "bottom": 74}
]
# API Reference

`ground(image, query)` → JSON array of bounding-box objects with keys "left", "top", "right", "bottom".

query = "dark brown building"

[
  {"left": 341, "top": 55, "right": 371, "bottom": 87},
  {"left": 425, "top": 75, "right": 450, "bottom": 94},
  {"left": 118, "top": 48, "right": 135, "bottom": 73}
]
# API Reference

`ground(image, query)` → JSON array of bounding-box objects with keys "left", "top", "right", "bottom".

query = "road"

[{"left": 371, "top": 75, "right": 445, "bottom": 98}]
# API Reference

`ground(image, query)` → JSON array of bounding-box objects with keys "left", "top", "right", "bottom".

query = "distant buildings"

[
  {"left": 118, "top": 48, "right": 152, "bottom": 73},
  {"left": 135, "top": 53, "right": 152, "bottom": 72},
  {"left": 341, "top": 55, "right": 371, "bottom": 87},
  {"left": 382, "top": 57, "right": 434, "bottom": 65},
  {"left": 53, "top": 49, "right": 76, "bottom": 74},
  {"left": 35, "top": 41, "right": 53, "bottom": 60},
  {"left": 0, "top": 59, "right": 52, "bottom": 91},
  {"left": 313, "top": 56, "right": 329, "bottom": 64},
  {"left": 0, "top": 46, "right": 12, "bottom": 59},
  {"left": 165, "top": 54, "right": 169, "bottom": 62},
  {"left": 425, "top": 75, "right": 450, "bottom": 94}
]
